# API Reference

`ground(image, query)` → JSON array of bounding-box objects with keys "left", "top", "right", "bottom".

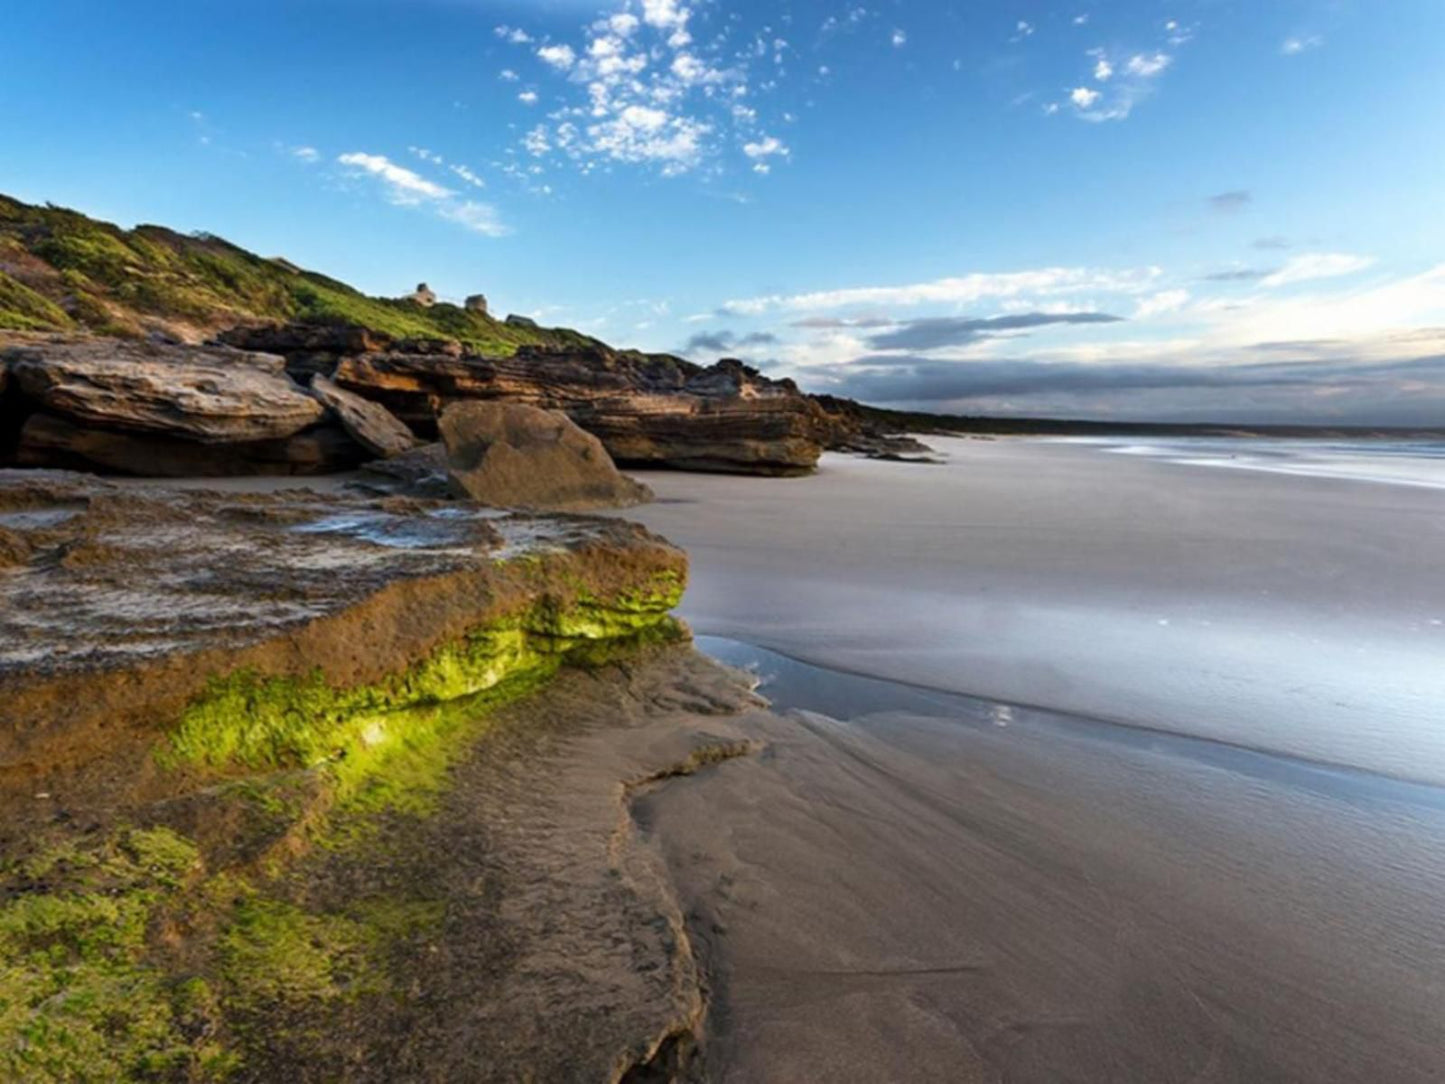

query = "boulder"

[
  {"left": 355, "top": 442, "right": 452, "bottom": 499},
  {"left": 440, "top": 401, "right": 653, "bottom": 511},
  {"left": 7, "top": 338, "right": 324, "bottom": 443},
  {"left": 505, "top": 314, "right": 538, "bottom": 329},
  {"left": 310, "top": 374, "right": 418, "bottom": 459}
]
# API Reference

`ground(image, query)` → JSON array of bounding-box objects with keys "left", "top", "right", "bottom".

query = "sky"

[{"left": 3, "top": 0, "right": 1445, "bottom": 424}]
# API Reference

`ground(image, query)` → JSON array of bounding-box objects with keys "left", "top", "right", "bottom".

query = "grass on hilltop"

[{"left": 0, "top": 194, "right": 598, "bottom": 355}]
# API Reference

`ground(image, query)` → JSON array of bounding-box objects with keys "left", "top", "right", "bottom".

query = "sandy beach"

[
  {"left": 605, "top": 437, "right": 1445, "bottom": 1081},
  {"left": 621, "top": 436, "right": 1445, "bottom": 784}
]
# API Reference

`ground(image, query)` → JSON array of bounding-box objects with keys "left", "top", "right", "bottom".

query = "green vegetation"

[
  {"left": 0, "top": 582, "right": 687, "bottom": 1081},
  {"left": 0, "top": 269, "right": 74, "bottom": 332},
  {"left": 0, "top": 193, "right": 602, "bottom": 354},
  {"left": 161, "top": 595, "right": 685, "bottom": 797},
  {"left": 0, "top": 828, "right": 222, "bottom": 1083}
]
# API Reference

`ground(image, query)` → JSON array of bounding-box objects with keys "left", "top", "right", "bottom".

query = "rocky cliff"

[{"left": 0, "top": 193, "right": 829, "bottom": 477}]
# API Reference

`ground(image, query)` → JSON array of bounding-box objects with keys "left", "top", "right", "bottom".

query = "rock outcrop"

[
  {"left": 14, "top": 411, "right": 369, "bottom": 476},
  {"left": 335, "top": 345, "right": 824, "bottom": 476},
  {"left": 0, "top": 469, "right": 693, "bottom": 1078},
  {"left": 2, "top": 337, "right": 368, "bottom": 476},
  {"left": 214, "top": 322, "right": 392, "bottom": 382},
  {"left": 8, "top": 338, "right": 324, "bottom": 441},
  {"left": 408, "top": 282, "right": 437, "bottom": 307},
  {"left": 464, "top": 294, "right": 489, "bottom": 315},
  {"left": 310, "top": 373, "right": 418, "bottom": 458},
  {"left": 0, "top": 469, "right": 686, "bottom": 790},
  {"left": 440, "top": 401, "right": 653, "bottom": 511}
]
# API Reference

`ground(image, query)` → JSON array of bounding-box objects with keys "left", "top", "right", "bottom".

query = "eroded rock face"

[
  {"left": 14, "top": 412, "right": 368, "bottom": 476},
  {"left": 0, "top": 470, "right": 687, "bottom": 788},
  {"left": 310, "top": 374, "right": 418, "bottom": 459},
  {"left": 7, "top": 338, "right": 325, "bottom": 442},
  {"left": 336, "top": 345, "right": 824, "bottom": 476},
  {"left": 440, "top": 401, "right": 653, "bottom": 511},
  {"left": 215, "top": 323, "right": 394, "bottom": 382}
]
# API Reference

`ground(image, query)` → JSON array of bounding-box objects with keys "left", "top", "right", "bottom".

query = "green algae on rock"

[
  {"left": 0, "top": 471, "right": 694, "bottom": 1082},
  {"left": 0, "top": 471, "right": 687, "bottom": 797}
]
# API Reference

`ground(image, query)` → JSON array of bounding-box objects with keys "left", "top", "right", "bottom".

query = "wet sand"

[
  {"left": 620, "top": 437, "right": 1445, "bottom": 784},
  {"left": 598, "top": 439, "right": 1445, "bottom": 1080},
  {"left": 647, "top": 641, "right": 1445, "bottom": 1082}
]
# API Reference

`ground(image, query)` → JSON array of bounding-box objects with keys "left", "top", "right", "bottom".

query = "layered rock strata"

[{"left": 334, "top": 346, "right": 824, "bottom": 476}]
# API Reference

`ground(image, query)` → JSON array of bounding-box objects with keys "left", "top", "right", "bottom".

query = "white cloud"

[
  {"left": 291, "top": 145, "right": 320, "bottom": 163},
  {"left": 1282, "top": 35, "right": 1324, "bottom": 56},
  {"left": 1070, "top": 86, "right": 1101, "bottom": 109},
  {"left": 438, "top": 201, "right": 508, "bottom": 238},
  {"left": 609, "top": 12, "right": 640, "bottom": 37},
  {"left": 450, "top": 163, "right": 485, "bottom": 189},
  {"left": 1262, "top": 253, "right": 1376, "bottom": 289},
  {"left": 1125, "top": 52, "right": 1171, "bottom": 77},
  {"left": 891, "top": 29, "right": 907, "bottom": 47},
  {"left": 721, "top": 267, "right": 1164, "bottom": 316},
  {"left": 409, "top": 146, "right": 444, "bottom": 166},
  {"left": 518, "top": 90, "right": 539, "bottom": 105},
  {"left": 1135, "top": 289, "right": 1191, "bottom": 318},
  {"left": 1016, "top": 21, "right": 1035, "bottom": 37},
  {"left": 537, "top": 43, "right": 576, "bottom": 70},
  {"left": 523, "top": 125, "right": 551, "bottom": 156},
  {"left": 502, "top": 0, "right": 777, "bottom": 177},
  {"left": 499, "top": 69, "right": 519, "bottom": 82},
  {"left": 338, "top": 151, "right": 507, "bottom": 237},
  {"left": 339, "top": 152, "right": 451, "bottom": 203},
  {"left": 495, "top": 26, "right": 532, "bottom": 45},
  {"left": 1093, "top": 58, "right": 1114, "bottom": 81},
  {"left": 641, "top": 0, "right": 689, "bottom": 32},
  {"left": 743, "top": 134, "right": 788, "bottom": 161},
  {"left": 1073, "top": 15, "right": 1089, "bottom": 26}
]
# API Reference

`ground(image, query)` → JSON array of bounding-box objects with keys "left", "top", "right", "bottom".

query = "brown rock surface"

[
  {"left": 0, "top": 470, "right": 686, "bottom": 792},
  {"left": 440, "top": 400, "right": 653, "bottom": 511},
  {"left": 336, "top": 346, "right": 824, "bottom": 476},
  {"left": 14, "top": 411, "right": 368, "bottom": 476},
  {"left": 310, "top": 373, "right": 418, "bottom": 458},
  {"left": 7, "top": 337, "right": 324, "bottom": 442}
]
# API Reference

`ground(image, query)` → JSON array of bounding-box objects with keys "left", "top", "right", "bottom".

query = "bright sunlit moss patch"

[
  {"left": 0, "top": 829, "right": 217, "bottom": 1084},
  {"left": 160, "top": 597, "right": 684, "bottom": 789}
]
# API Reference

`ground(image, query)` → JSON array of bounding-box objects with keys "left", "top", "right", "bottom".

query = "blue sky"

[{"left": 4, "top": 0, "right": 1445, "bottom": 423}]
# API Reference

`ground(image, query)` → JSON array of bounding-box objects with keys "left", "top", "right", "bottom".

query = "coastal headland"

[{"left": 3, "top": 192, "right": 1445, "bottom": 1083}]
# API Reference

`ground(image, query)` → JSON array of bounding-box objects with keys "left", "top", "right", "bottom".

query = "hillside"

[{"left": 0, "top": 194, "right": 600, "bottom": 354}]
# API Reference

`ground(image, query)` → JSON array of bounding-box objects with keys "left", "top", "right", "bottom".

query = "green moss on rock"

[{"left": 0, "top": 829, "right": 212, "bottom": 1083}]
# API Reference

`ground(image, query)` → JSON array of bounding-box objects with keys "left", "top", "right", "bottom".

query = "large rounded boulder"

[{"left": 440, "top": 401, "right": 653, "bottom": 511}]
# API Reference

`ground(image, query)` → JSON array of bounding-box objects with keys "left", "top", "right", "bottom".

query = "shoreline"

[
  {"left": 700, "top": 635, "right": 1445, "bottom": 808},
  {"left": 614, "top": 436, "right": 1445, "bottom": 785}
]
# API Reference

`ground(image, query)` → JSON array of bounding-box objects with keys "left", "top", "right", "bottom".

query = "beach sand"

[
  {"left": 619, "top": 437, "right": 1445, "bottom": 784},
  {"left": 598, "top": 438, "right": 1445, "bottom": 1081}
]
